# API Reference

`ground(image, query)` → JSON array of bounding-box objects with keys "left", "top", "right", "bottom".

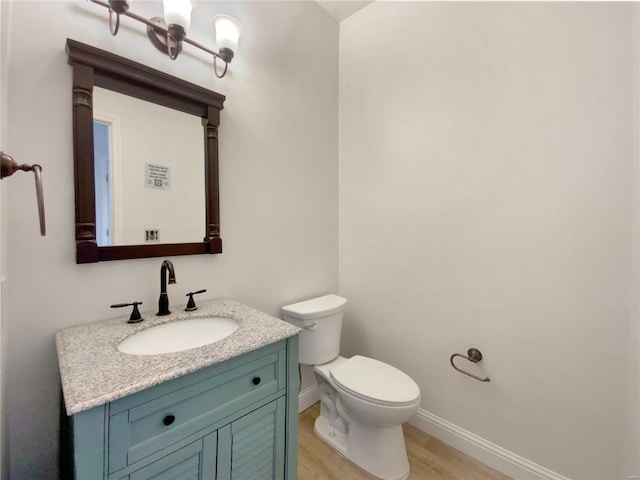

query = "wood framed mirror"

[{"left": 66, "top": 39, "right": 225, "bottom": 263}]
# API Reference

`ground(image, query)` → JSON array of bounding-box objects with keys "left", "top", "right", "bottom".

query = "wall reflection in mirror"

[{"left": 92, "top": 87, "right": 205, "bottom": 247}]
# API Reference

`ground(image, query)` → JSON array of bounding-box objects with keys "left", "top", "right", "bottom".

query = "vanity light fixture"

[{"left": 92, "top": 0, "right": 242, "bottom": 78}]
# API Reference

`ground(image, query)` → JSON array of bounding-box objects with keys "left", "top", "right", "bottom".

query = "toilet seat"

[{"left": 330, "top": 355, "right": 420, "bottom": 407}]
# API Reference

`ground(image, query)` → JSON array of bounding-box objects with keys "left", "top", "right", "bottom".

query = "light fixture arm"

[
  {"left": 213, "top": 56, "right": 228, "bottom": 79},
  {"left": 165, "top": 29, "right": 180, "bottom": 60},
  {"left": 90, "top": 0, "right": 235, "bottom": 77},
  {"left": 108, "top": 8, "right": 121, "bottom": 36},
  {"left": 107, "top": 0, "right": 129, "bottom": 36}
]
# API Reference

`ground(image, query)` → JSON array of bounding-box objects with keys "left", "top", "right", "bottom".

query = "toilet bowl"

[
  {"left": 282, "top": 295, "right": 421, "bottom": 480},
  {"left": 314, "top": 355, "right": 420, "bottom": 480}
]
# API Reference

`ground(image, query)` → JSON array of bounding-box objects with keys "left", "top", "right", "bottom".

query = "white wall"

[
  {"left": 627, "top": 3, "right": 640, "bottom": 476},
  {"left": 339, "top": 3, "right": 636, "bottom": 479},
  {"left": 3, "top": 1, "right": 338, "bottom": 478},
  {"left": 0, "top": 2, "right": 7, "bottom": 478}
]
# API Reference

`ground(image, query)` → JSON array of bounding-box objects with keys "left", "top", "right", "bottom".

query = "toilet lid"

[{"left": 330, "top": 355, "right": 420, "bottom": 406}]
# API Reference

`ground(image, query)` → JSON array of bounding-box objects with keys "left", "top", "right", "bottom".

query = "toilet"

[{"left": 282, "top": 294, "right": 421, "bottom": 480}]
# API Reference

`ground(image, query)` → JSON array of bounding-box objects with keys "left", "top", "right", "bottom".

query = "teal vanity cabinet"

[{"left": 62, "top": 337, "right": 299, "bottom": 480}]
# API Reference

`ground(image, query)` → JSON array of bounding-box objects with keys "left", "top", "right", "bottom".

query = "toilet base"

[
  {"left": 314, "top": 415, "right": 410, "bottom": 480},
  {"left": 314, "top": 414, "right": 349, "bottom": 455}
]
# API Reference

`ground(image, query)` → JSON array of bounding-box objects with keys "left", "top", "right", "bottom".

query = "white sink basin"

[{"left": 117, "top": 317, "right": 239, "bottom": 355}]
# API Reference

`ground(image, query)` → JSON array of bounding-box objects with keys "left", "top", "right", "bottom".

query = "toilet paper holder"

[{"left": 450, "top": 348, "right": 491, "bottom": 382}]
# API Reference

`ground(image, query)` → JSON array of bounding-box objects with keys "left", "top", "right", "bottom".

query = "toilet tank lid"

[{"left": 282, "top": 294, "right": 347, "bottom": 320}]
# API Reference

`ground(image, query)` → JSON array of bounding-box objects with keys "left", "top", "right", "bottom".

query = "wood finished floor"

[{"left": 298, "top": 403, "right": 512, "bottom": 480}]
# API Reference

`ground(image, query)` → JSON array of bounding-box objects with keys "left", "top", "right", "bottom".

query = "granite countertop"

[{"left": 56, "top": 298, "right": 301, "bottom": 416}]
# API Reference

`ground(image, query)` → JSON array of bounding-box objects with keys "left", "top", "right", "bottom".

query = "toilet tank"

[{"left": 282, "top": 294, "right": 347, "bottom": 365}]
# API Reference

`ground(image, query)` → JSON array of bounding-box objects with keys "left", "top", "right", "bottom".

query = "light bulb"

[
  {"left": 214, "top": 15, "right": 242, "bottom": 63},
  {"left": 163, "top": 0, "right": 196, "bottom": 40}
]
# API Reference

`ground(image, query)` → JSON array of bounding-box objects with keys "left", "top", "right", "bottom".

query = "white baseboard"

[
  {"left": 409, "top": 408, "right": 571, "bottom": 480},
  {"left": 298, "top": 385, "right": 569, "bottom": 480},
  {"left": 298, "top": 383, "right": 319, "bottom": 413}
]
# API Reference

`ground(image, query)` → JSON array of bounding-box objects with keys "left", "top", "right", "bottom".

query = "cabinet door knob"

[
  {"left": 252, "top": 376, "right": 261, "bottom": 385},
  {"left": 163, "top": 414, "right": 175, "bottom": 426}
]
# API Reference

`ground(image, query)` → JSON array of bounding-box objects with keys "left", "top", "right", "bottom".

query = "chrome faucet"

[{"left": 158, "top": 259, "right": 176, "bottom": 316}]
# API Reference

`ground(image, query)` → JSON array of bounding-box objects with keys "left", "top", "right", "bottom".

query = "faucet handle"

[
  {"left": 185, "top": 290, "right": 207, "bottom": 311},
  {"left": 111, "top": 301, "right": 143, "bottom": 323}
]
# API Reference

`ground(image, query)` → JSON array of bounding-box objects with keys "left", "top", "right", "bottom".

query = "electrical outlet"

[{"left": 145, "top": 229, "right": 159, "bottom": 242}]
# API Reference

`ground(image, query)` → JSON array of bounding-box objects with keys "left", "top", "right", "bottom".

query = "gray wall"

[
  {"left": 339, "top": 3, "right": 638, "bottom": 479},
  {"left": 3, "top": 2, "right": 338, "bottom": 478},
  {"left": 0, "top": 2, "right": 8, "bottom": 479}
]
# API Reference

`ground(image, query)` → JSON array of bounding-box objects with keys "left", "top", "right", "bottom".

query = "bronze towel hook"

[
  {"left": 450, "top": 348, "right": 490, "bottom": 382},
  {"left": 1, "top": 152, "right": 46, "bottom": 236}
]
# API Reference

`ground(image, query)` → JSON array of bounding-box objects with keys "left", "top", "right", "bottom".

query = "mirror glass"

[{"left": 92, "top": 87, "right": 205, "bottom": 246}]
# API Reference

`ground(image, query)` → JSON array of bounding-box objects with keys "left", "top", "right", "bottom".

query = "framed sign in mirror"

[{"left": 66, "top": 39, "right": 225, "bottom": 263}]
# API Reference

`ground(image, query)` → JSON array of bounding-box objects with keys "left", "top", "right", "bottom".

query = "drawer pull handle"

[
  {"left": 163, "top": 415, "right": 176, "bottom": 426},
  {"left": 252, "top": 376, "right": 261, "bottom": 386}
]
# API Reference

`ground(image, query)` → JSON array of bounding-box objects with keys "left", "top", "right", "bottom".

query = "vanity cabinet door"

[
  {"left": 217, "top": 397, "right": 286, "bottom": 480},
  {"left": 115, "top": 433, "right": 217, "bottom": 480},
  {"left": 108, "top": 345, "right": 286, "bottom": 472},
  {"left": 120, "top": 397, "right": 285, "bottom": 480}
]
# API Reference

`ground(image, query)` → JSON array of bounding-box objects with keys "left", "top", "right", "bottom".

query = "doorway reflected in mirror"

[{"left": 93, "top": 120, "right": 112, "bottom": 246}]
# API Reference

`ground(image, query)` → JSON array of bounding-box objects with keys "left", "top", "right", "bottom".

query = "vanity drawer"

[{"left": 108, "top": 347, "right": 286, "bottom": 473}]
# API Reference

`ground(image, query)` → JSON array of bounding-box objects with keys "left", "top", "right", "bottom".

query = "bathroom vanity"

[{"left": 56, "top": 298, "right": 300, "bottom": 480}]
